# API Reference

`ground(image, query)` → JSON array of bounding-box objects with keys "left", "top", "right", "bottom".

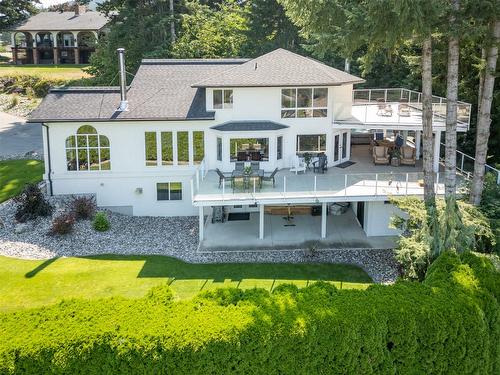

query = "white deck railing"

[
  {"left": 191, "top": 171, "right": 467, "bottom": 205},
  {"left": 439, "top": 143, "right": 500, "bottom": 184},
  {"left": 344, "top": 88, "right": 472, "bottom": 128}
]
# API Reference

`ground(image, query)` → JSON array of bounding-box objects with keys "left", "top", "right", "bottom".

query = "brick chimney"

[{"left": 74, "top": 4, "right": 87, "bottom": 16}]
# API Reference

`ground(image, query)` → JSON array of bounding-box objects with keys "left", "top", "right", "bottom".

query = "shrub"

[
  {"left": 8, "top": 94, "right": 19, "bottom": 108},
  {"left": 0, "top": 253, "right": 497, "bottom": 374},
  {"left": 92, "top": 211, "right": 110, "bottom": 231},
  {"left": 391, "top": 197, "right": 494, "bottom": 280},
  {"left": 13, "top": 183, "right": 53, "bottom": 222},
  {"left": 67, "top": 195, "right": 96, "bottom": 220},
  {"left": 49, "top": 212, "right": 75, "bottom": 235}
]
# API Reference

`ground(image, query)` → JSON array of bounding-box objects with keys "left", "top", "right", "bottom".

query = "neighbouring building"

[
  {"left": 29, "top": 48, "right": 472, "bottom": 249},
  {"left": 9, "top": 5, "right": 107, "bottom": 65}
]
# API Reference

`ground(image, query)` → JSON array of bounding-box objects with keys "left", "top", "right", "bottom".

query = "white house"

[{"left": 29, "top": 48, "right": 471, "bottom": 247}]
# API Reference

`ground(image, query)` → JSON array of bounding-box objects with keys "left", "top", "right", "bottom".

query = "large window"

[
  {"left": 145, "top": 130, "right": 204, "bottom": 166},
  {"left": 296, "top": 134, "right": 326, "bottom": 153},
  {"left": 230, "top": 138, "right": 269, "bottom": 162},
  {"left": 213, "top": 89, "right": 233, "bottom": 109},
  {"left": 66, "top": 125, "right": 110, "bottom": 171},
  {"left": 157, "top": 182, "right": 182, "bottom": 201},
  {"left": 277, "top": 136, "right": 283, "bottom": 160},
  {"left": 216, "top": 137, "right": 222, "bottom": 161},
  {"left": 193, "top": 131, "right": 204, "bottom": 165},
  {"left": 281, "top": 88, "right": 328, "bottom": 118}
]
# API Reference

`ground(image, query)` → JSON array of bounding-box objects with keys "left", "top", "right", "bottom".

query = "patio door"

[{"left": 332, "top": 131, "right": 350, "bottom": 165}]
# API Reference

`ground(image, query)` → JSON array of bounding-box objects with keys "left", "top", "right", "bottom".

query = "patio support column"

[
  {"left": 402, "top": 130, "right": 408, "bottom": 145},
  {"left": 321, "top": 202, "right": 327, "bottom": 238},
  {"left": 259, "top": 204, "right": 264, "bottom": 240},
  {"left": 198, "top": 206, "right": 204, "bottom": 242},
  {"left": 415, "top": 131, "right": 421, "bottom": 160},
  {"left": 433, "top": 130, "right": 441, "bottom": 173}
]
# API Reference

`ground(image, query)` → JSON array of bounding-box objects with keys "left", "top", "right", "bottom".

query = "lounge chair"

[
  {"left": 313, "top": 154, "right": 328, "bottom": 173},
  {"left": 372, "top": 146, "right": 390, "bottom": 165},
  {"left": 400, "top": 146, "right": 416, "bottom": 166},
  {"left": 398, "top": 103, "right": 411, "bottom": 117},
  {"left": 262, "top": 168, "right": 278, "bottom": 187},
  {"left": 290, "top": 155, "right": 306, "bottom": 174},
  {"left": 215, "top": 168, "right": 231, "bottom": 188}
]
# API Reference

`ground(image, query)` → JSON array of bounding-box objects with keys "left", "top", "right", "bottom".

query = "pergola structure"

[{"left": 9, "top": 6, "right": 107, "bottom": 65}]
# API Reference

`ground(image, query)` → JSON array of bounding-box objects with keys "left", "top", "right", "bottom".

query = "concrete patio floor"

[{"left": 201, "top": 209, "right": 397, "bottom": 251}]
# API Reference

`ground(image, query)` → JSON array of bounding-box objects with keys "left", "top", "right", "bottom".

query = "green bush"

[
  {"left": 92, "top": 211, "right": 110, "bottom": 231},
  {"left": 0, "top": 253, "right": 498, "bottom": 374}
]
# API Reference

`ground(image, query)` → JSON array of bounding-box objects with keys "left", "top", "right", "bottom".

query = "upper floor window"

[
  {"left": 145, "top": 130, "right": 204, "bottom": 167},
  {"left": 66, "top": 125, "right": 110, "bottom": 171},
  {"left": 213, "top": 89, "right": 233, "bottom": 109},
  {"left": 281, "top": 88, "right": 328, "bottom": 118}
]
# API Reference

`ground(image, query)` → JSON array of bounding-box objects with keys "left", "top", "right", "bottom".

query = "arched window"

[{"left": 66, "top": 125, "right": 110, "bottom": 171}]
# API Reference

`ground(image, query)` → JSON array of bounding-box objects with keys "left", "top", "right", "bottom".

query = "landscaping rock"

[
  {"left": 0, "top": 195, "right": 399, "bottom": 284},
  {"left": 14, "top": 223, "right": 28, "bottom": 234}
]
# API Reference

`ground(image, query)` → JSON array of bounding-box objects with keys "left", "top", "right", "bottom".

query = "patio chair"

[
  {"left": 250, "top": 161, "right": 260, "bottom": 171},
  {"left": 372, "top": 145, "right": 390, "bottom": 165},
  {"left": 290, "top": 155, "right": 306, "bottom": 174},
  {"left": 237, "top": 151, "right": 247, "bottom": 161},
  {"left": 215, "top": 168, "right": 232, "bottom": 188},
  {"left": 235, "top": 162, "right": 244, "bottom": 171},
  {"left": 232, "top": 176, "right": 246, "bottom": 192},
  {"left": 398, "top": 103, "right": 411, "bottom": 117},
  {"left": 251, "top": 151, "right": 261, "bottom": 161},
  {"left": 262, "top": 168, "right": 278, "bottom": 187},
  {"left": 313, "top": 154, "right": 328, "bottom": 173},
  {"left": 400, "top": 146, "right": 416, "bottom": 166}
]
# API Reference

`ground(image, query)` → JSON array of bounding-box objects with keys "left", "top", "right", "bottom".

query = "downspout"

[{"left": 41, "top": 123, "right": 53, "bottom": 196}]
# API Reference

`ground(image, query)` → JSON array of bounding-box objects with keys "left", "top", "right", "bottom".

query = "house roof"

[
  {"left": 192, "top": 49, "right": 364, "bottom": 88},
  {"left": 211, "top": 121, "right": 289, "bottom": 131},
  {"left": 29, "top": 59, "right": 248, "bottom": 123},
  {"left": 11, "top": 11, "right": 108, "bottom": 32}
]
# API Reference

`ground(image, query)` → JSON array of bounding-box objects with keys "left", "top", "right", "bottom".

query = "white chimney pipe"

[{"left": 116, "top": 48, "right": 128, "bottom": 111}]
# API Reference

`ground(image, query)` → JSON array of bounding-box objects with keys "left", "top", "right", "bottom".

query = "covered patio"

[{"left": 201, "top": 207, "right": 397, "bottom": 251}]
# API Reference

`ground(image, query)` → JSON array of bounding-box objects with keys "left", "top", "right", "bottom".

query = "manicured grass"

[
  {"left": 0, "top": 159, "right": 44, "bottom": 203},
  {"left": 0, "top": 65, "right": 90, "bottom": 79},
  {"left": 0, "top": 255, "right": 372, "bottom": 312}
]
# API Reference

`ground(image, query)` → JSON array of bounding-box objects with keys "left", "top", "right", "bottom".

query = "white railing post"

[
  {"left": 375, "top": 173, "right": 378, "bottom": 195},
  {"left": 344, "top": 174, "right": 348, "bottom": 196},
  {"left": 384, "top": 89, "right": 387, "bottom": 102},
  {"left": 460, "top": 152, "right": 464, "bottom": 173},
  {"left": 283, "top": 176, "right": 286, "bottom": 193},
  {"left": 368, "top": 89, "right": 372, "bottom": 102},
  {"left": 435, "top": 172, "right": 439, "bottom": 193},
  {"left": 196, "top": 169, "right": 200, "bottom": 191},
  {"left": 405, "top": 173, "right": 409, "bottom": 195},
  {"left": 222, "top": 178, "right": 225, "bottom": 196},
  {"left": 190, "top": 179, "right": 194, "bottom": 202},
  {"left": 314, "top": 175, "right": 317, "bottom": 192},
  {"left": 253, "top": 178, "right": 256, "bottom": 194}
]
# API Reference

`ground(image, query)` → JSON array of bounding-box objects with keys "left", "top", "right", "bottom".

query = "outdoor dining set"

[{"left": 216, "top": 162, "right": 278, "bottom": 192}]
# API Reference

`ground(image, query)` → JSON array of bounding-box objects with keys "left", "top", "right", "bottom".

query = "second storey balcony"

[
  {"left": 334, "top": 88, "right": 472, "bottom": 131},
  {"left": 192, "top": 144, "right": 467, "bottom": 207}
]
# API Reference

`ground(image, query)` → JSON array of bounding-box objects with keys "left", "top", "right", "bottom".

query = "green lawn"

[
  {"left": 0, "top": 159, "right": 44, "bottom": 203},
  {"left": 0, "top": 64, "right": 90, "bottom": 79},
  {"left": 0, "top": 255, "right": 372, "bottom": 312}
]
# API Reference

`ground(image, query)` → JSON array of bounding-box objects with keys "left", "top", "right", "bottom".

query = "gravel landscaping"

[{"left": 0, "top": 195, "right": 399, "bottom": 284}]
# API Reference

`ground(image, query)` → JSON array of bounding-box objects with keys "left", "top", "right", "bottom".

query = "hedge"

[{"left": 0, "top": 252, "right": 498, "bottom": 374}]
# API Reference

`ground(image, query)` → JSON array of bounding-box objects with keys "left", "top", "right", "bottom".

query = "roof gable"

[{"left": 192, "top": 48, "right": 364, "bottom": 88}]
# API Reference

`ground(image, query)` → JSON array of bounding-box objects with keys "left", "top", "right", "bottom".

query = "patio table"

[{"left": 231, "top": 169, "right": 264, "bottom": 190}]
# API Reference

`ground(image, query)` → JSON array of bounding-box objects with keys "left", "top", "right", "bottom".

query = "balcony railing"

[
  {"left": 337, "top": 88, "right": 472, "bottom": 128},
  {"left": 190, "top": 170, "right": 468, "bottom": 205}
]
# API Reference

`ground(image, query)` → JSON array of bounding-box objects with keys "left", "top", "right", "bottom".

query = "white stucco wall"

[
  {"left": 45, "top": 84, "right": 355, "bottom": 216},
  {"left": 363, "top": 201, "right": 404, "bottom": 237}
]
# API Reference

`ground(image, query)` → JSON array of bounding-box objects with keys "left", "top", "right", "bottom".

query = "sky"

[{"left": 38, "top": 1, "right": 101, "bottom": 9}]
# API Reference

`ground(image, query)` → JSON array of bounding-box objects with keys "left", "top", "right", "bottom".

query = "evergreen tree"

[{"left": 0, "top": 0, "right": 39, "bottom": 30}]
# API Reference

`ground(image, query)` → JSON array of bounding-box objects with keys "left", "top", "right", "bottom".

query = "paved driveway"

[{"left": 0, "top": 112, "right": 42, "bottom": 158}]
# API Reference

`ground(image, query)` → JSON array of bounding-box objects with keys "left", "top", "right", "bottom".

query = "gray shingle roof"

[
  {"left": 211, "top": 121, "right": 289, "bottom": 131},
  {"left": 193, "top": 48, "right": 364, "bottom": 88},
  {"left": 11, "top": 11, "right": 108, "bottom": 32},
  {"left": 29, "top": 60, "right": 247, "bottom": 123}
]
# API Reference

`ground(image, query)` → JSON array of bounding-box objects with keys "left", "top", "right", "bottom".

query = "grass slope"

[
  {"left": 0, "top": 255, "right": 372, "bottom": 312},
  {"left": 0, "top": 159, "right": 44, "bottom": 203},
  {"left": 0, "top": 65, "right": 90, "bottom": 79}
]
